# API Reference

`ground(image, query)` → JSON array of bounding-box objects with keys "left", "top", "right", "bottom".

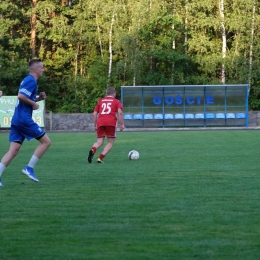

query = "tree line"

[{"left": 0, "top": 0, "right": 259, "bottom": 112}]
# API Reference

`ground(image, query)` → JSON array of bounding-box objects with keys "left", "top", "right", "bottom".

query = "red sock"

[
  {"left": 92, "top": 147, "right": 97, "bottom": 153},
  {"left": 99, "top": 154, "right": 105, "bottom": 160}
]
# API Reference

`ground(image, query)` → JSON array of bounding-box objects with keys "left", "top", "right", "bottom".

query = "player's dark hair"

[
  {"left": 106, "top": 87, "right": 116, "bottom": 95},
  {"left": 28, "top": 59, "right": 42, "bottom": 68}
]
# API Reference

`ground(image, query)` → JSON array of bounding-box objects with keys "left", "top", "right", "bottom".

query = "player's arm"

[
  {"left": 93, "top": 111, "right": 98, "bottom": 130},
  {"left": 36, "top": 92, "right": 46, "bottom": 102},
  {"left": 18, "top": 93, "right": 39, "bottom": 110},
  {"left": 0, "top": 90, "right": 2, "bottom": 97},
  {"left": 118, "top": 108, "right": 125, "bottom": 131}
]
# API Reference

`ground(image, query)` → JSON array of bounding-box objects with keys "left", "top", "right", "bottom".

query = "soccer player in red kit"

[{"left": 88, "top": 87, "right": 125, "bottom": 163}]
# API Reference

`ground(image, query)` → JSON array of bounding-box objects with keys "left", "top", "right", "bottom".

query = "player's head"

[
  {"left": 106, "top": 87, "right": 116, "bottom": 96},
  {"left": 28, "top": 59, "right": 44, "bottom": 79}
]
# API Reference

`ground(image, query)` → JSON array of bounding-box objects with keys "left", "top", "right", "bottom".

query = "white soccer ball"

[{"left": 128, "top": 150, "right": 140, "bottom": 160}]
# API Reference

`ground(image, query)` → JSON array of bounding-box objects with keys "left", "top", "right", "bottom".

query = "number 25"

[{"left": 101, "top": 103, "right": 111, "bottom": 114}]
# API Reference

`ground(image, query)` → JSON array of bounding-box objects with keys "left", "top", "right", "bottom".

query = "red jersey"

[{"left": 94, "top": 95, "right": 123, "bottom": 127}]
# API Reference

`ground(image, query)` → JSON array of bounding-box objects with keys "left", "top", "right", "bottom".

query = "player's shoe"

[
  {"left": 88, "top": 149, "right": 94, "bottom": 163},
  {"left": 0, "top": 178, "right": 3, "bottom": 186},
  {"left": 97, "top": 158, "right": 104, "bottom": 163},
  {"left": 22, "top": 166, "right": 39, "bottom": 182}
]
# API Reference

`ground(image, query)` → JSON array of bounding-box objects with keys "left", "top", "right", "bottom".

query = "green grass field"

[{"left": 1, "top": 130, "right": 260, "bottom": 259}]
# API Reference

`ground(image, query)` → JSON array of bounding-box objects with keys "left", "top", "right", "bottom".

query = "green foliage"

[{"left": 0, "top": 0, "right": 260, "bottom": 111}]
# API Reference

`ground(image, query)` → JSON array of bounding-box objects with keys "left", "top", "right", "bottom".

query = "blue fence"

[{"left": 121, "top": 85, "right": 248, "bottom": 127}]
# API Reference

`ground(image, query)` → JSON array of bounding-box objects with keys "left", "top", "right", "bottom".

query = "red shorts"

[{"left": 97, "top": 126, "right": 116, "bottom": 138}]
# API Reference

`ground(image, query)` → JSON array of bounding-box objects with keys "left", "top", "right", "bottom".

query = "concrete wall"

[
  {"left": 248, "top": 111, "right": 260, "bottom": 127},
  {"left": 43, "top": 111, "right": 260, "bottom": 131},
  {"left": 44, "top": 113, "right": 94, "bottom": 131}
]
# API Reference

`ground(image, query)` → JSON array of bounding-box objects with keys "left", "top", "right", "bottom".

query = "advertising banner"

[{"left": 0, "top": 96, "right": 45, "bottom": 128}]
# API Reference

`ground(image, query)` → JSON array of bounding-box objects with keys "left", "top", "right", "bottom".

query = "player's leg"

[
  {"left": 88, "top": 126, "right": 105, "bottom": 163},
  {"left": 0, "top": 143, "right": 22, "bottom": 186},
  {"left": 91, "top": 137, "right": 105, "bottom": 152},
  {"left": 0, "top": 127, "right": 24, "bottom": 186},
  {"left": 88, "top": 137, "right": 104, "bottom": 163},
  {"left": 97, "top": 137, "right": 115, "bottom": 163},
  {"left": 33, "top": 134, "right": 52, "bottom": 159},
  {"left": 97, "top": 126, "right": 116, "bottom": 163},
  {"left": 1, "top": 142, "right": 22, "bottom": 167},
  {"left": 22, "top": 126, "right": 51, "bottom": 182}
]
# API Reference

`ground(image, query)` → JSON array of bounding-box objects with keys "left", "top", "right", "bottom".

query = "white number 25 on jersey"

[{"left": 101, "top": 102, "right": 111, "bottom": 114}]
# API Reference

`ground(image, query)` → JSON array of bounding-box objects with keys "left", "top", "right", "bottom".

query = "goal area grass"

[{"left": 1, "top": 130, "right": 260, "bottom": 259}]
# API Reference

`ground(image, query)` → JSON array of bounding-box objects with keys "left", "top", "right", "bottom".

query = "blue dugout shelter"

[{"left": 121, "top": 85, "right": 248, "bottom": 127}]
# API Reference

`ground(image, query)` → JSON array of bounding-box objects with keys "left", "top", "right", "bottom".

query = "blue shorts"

[{"left": 9, "top": 123, "right": 45, "bottom": 144}]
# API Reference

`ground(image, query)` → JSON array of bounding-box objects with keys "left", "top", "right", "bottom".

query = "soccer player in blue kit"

[{"left": 0, "top": 59, "right": 51, "bottom": 186}]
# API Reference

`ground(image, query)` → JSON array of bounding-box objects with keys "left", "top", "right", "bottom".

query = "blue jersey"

[{"left": 11, "top": 74, "right": 38, "bottom": 126}]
